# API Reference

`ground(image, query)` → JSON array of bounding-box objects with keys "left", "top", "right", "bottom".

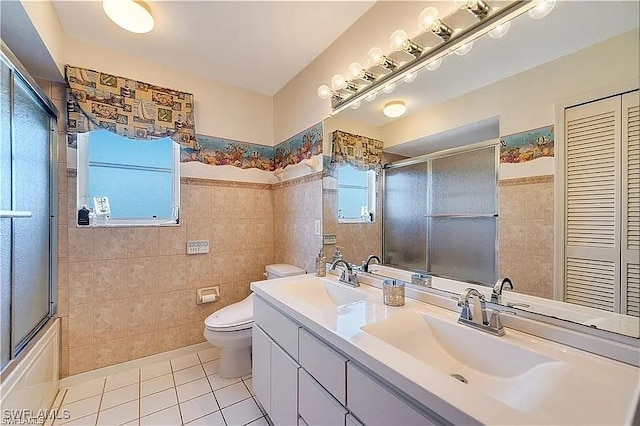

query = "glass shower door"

[{"left": 1, "top": 59, "right": 12, "bottom": 370}]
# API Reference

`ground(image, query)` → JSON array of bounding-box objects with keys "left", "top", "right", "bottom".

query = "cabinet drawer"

[
  {"left": 347, "top": 363, "right": 437, "bottom": 426},
  {"left": 299, "top": 369, "right": 347, "bottom": 426},
  {"left": 270, "top": 342, "right": 299, "bottom": 426},
  {"left": 254, "top": 296, "right": 300, "bottom": 360},
  {"left": 299, "top": 328, "right": 347, "bottom": 404}
]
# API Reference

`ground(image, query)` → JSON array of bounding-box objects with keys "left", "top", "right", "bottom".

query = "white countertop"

[{"left": 251, "top": 273, "right": 640, "bottom": 425}]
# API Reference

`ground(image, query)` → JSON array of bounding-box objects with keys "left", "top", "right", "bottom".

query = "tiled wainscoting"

[
  {"left": 499, "top": 175, "right": 555, "bottom": 299},
  {"left": 46, "top": 346, "right": 266, "bottom": 426}
]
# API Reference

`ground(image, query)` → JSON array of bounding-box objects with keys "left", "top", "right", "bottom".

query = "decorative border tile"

[
  {"left": 500, "top": 125, "right": 554, "bottom": 163},
  {"left": 271, "top": 171, "right": 323, "bottom": 189},
  {"left": 499, "top": 175, "right": 554, "bottom": 186}
]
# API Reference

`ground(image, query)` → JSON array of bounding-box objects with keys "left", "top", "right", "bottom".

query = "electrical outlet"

[
  {"left": 187, "top": 240, "right": 209, "bottom": 255},
  {"left": 314, "top": 219, "right": 321, "bottom": 236}
]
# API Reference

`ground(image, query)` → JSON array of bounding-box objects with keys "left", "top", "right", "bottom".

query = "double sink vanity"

[{"left": 251, "top": 271, "right": 639, "bottom": 425}]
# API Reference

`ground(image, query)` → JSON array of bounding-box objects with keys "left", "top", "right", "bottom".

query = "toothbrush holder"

[{"left": 383, "top": 279, "right": 405, "bottom": 307}]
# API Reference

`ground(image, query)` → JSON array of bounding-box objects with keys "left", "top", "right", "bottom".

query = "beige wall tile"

[
  {"left": 185, "top": 322, "right": 206, "bottom": 346},
  {"left": 93, "top": 259, "right": 127, "bottom": 301},
  {"left": 182, "top": 185, "right": 212, "bottom": 218},
  {"left": 94, "top": 338, "right": 129, "bottom": 369},
  {"left": 210, "top": 251, "right": 236, "bottom": 283},
  {"left": 233, "top": 189, "right": 255, "bottom": 219},
  {"left": 68, "top": 227, "right": 93, "bottom": 263},
  {"left": 129, "top": 331, "right": 159, "bottom": 359},
  {"left": 57, "top": 257, "right": 68, "bottom": 288},
  {"left": 254, "top": 190, "right": 273, "bottom": 219},
  {"left": 499, "top": 219, "right": 527, "bottom": 254},
  {"left": 525, "top": 219, "right": 554, "bottom": 254},
  {"left": 57, "top": 132, "right": 67, "bottom": 163},
  {"left": 186, "top": 254, "right": 212, "bottom": 289},
  {"left": 69, "top": 262, "right": 93, "bottom": 306},
  {"left": 127, "top": 257, "right": 158, "bottom": 296},
  {"left": 68, "top": 345, "right": 94, "bottom": 376},
  {"left": 158, "top": 225, "right": 186, "bottom": 256},
  {"left": 51, "top": 82, "right": 66, "bottom": 102},
  {"left": 211, "top": 187, "right": 235, "bottom": 219},
  {"left": 158, "top": 291, "right": 187, "bottom": 329},
  {"left": 156, "top": 255, "right": 186, "bottom": 292},
  {"left": 93, "top": 228, "right": 129, "bottom": 260},
  {"left": 185, "top": 219, "right": 212, "bottom": 242},
  {"left": 499, "top": 185, "right": 526, "bottom": 220},
  {"left": 60, "top": 317, "right": 69, "bottom": 378},
  {"left": 34, "top": 78, "right": 51, "bottom": 95},
  {"left": 69, "top": 304, "right": 93, "bottom": 348},
  {"left": 158, "top": 325, "right": 187, "bottom": 353},
  {"left": 57, "top": 287, "right": 69, "bottom": 318},
  {"left": 58, "top": 164, "right": 67, "bottom": 194},
  {"left": 93, "top": 299, "right": 128, "bottom": 341},
  {"left": 127, "top": 227, "right": 159, "bottom": 258},
  {"left": 128, "top": 294, "right": 158, "bottom": 336},
  {"left": 58, "top": 225, "right": 68, "bottom": 256}
]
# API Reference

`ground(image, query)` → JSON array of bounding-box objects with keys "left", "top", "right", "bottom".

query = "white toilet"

[{"left": 203, "top": 263, "right": 306, "bottom": 378}]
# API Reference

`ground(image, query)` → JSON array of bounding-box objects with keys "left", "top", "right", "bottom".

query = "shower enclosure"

[
  {"left": 1, "top": 43, "right": 58, "bottom": 374},
  {"left": 383, "top": 142, "right": 499, "bottom": 285}
]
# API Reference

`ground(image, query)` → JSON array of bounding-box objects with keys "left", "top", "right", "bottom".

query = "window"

[
  {"left": 337, "top": 165, "right": 376, "bottom": 223},
  {"left": 77, "top": 130, "right": 180, "bottom": 226}
]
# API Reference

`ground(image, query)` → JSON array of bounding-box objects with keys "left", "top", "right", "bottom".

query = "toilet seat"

[{"left": 205, "top": 293, "right": 253, "bottom": 332}]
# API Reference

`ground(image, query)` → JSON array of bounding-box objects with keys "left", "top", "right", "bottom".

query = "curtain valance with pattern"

[
  {"left": 65, "top": 65, "right": 197, "bottom": 148},
  {"left": 329, "top": 130, "right": 384, "bottom": 175}
]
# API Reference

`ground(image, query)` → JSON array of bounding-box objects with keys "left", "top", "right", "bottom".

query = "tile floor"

[{"left": 46, "top": 348, "right": 268, "bottom": 426}]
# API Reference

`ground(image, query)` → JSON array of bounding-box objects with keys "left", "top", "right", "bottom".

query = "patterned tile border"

[
  {"left": 67, "top": 167, "right": 322, "bottom": 190},
  {"left": 499, "top": 174, "right": 554, "bottom": 186}
]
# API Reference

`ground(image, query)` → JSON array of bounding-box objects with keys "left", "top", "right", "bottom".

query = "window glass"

[
  {"left": 337, "top": 165, "right": 375, "bottom": 222},
  {"left": 77, "top": 130, "right": 180, "bottom": 225}
]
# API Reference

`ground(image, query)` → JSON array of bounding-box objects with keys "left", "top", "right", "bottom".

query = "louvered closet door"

[
  {"left": 565, "top": 97, "right": 621, "bottom": 311},
  {"left": 622, "top": 91, "right": 639, "bottom": 317}
]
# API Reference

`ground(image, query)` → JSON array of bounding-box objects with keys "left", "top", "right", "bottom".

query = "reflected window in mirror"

[
  {"left": 76, "top": 129, "right": 180, "bottom": 226},
  {"left": 337, "top": 165, "right": 376, "bottom": 223}
]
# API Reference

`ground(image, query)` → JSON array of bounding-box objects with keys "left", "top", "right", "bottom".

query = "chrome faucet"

[
  {"left": 330, "top": 259, "right": 359, "bottom": 287},
  {"left": 491, "top": 277, "right": 513, "bottom": 304},
  {"left": 362, "top": 255, "right": 381, "bottom": 272},
  {"left": 458, "top": 288, "right": 505, "bottom": 336}
]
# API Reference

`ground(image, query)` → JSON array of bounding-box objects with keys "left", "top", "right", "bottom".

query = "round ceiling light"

[
  {"left": 383, "top": 101, "right": 407, "bottom": 118},
  {"left": 103, "top": 0, "right": 155, "bottom": 34}
]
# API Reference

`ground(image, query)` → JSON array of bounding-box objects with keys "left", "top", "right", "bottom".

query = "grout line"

[
  {"left": 94, "top": 378, "right": 106, "bottom": 426},
  {"left": 169, "top": 357, "right": 184, "bottom": 426},
  {"left": 202, "top": 361, "right": 227, "bottom": 426},
  {"left": 137, "top": 368, "right": 141, "bottom": 426}
]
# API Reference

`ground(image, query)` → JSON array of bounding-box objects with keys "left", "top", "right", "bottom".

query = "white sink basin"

[
  {"left": 361, "top": 310, "right": 568, "bottom": 413},
  {"left": 277, "top": 277, "right": 368, "bottom": 308}
]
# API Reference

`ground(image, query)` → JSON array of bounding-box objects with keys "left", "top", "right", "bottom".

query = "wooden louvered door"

[
  {"left": 622, "top": 91, "right": 639, "bottom": 317},
  {"left": 564, "top": 96, "right": 621, "bottom": 312},
  {"left": 563, "top": 90, "right": 640, "bottom": 316}
]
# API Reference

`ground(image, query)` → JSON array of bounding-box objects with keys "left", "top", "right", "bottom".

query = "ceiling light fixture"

[
  {"left": 318, "top": 1, "right": 556, "bottom": 115},
  {"left": 103, "top": 0, "right": 155, "bottom": 34},
  {"left": 383, "top": 101, "right": 407, "bottom": 118}
]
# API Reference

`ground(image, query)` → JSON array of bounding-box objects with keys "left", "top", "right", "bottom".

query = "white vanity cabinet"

[{"left": 253, "top": 295, "right": 442, "bottom": 426}]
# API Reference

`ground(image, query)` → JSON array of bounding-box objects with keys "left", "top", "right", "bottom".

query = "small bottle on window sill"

[{"left": 77, "top": 205, "right": 90, "bottom": 226}]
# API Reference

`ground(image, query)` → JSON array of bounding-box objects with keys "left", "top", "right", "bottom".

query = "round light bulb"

[
  {"left": 418, "top": 7, "right": 441, "bottom": 32},
  {"left": 382, "top": 83, "right": 396, "bottom": 94},
  {"left": 454, "top": 41, "right": 473, "bottom": 56},
  {"left": 383, "top": 101, "right": 407, "bottom": 118},
  {"left": 103, "top": 0, "right": 155, "bottom": 33},
  {"left": 330, "top": 74, "right": 346, "bottom": 91},
  {"left": 425, "top": 58, "right": 442, "bottom": 71},
  {"left": 528, "top": 0, "right": 556, "bottom": 19},
  {"left": 350, "top": 101, "right": 361, "bottom": 110},
  {"left": 317, "top": 85, "right": 332, "bottom": 100},
  {"left": 365, "top": 92, "right": 377, "bottom": 102},
  {"left": 488, "top": 21, "right": 511, "bottom": 39},
  {"left": 367, "top": 47, "right": 385, "bottom": 67},
  {"left": 347, "top": 63, "right": 364, "bottom": 80},
  {"left": 390, "top": 30, "right": 409, "bottom": 51},
  {"left": 404, "top": 72, "right": 417, "bottom": 83}
]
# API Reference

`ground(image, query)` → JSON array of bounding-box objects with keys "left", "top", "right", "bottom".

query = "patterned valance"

[
  {"left": 329, "top": 130, "right": 384, "bottom": 175},
  {"left": 65, "top": 65, "right": 197, "bottom": 148}
]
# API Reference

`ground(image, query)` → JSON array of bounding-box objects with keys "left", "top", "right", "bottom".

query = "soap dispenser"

[{"left": 315, "top": 248, "right": 326, "bottom": 277}]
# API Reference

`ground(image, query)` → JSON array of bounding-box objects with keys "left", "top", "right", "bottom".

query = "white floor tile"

[
  {"left": 184, "top": 410, "right": 225, "bottom": 425},
  {"left": 197, "top": 347, "right": 220, "bottom": 364},
  {"left": 246, "top": 416, "right": 269, "bottom": 426},
  {"left": 140, "top": 388, "right": 178, "bottom": 418},
  {"left": 173, "top": 364, "right": 205, "bottom": 386},
  {"left": 64, "top": 378, "right": 106, "bottom": 404},
  {"left": 179, "top": 392, "right": 219, "bottom": 424},
  {"left": 140, "top": 373, "right": 175, "bottom": 397},
  {"left": 96, "top": 400, "right": 138, "bottom": 426},
  {"left": 140, "top": 360, "right": 172, "bottom": 381},
  {"left": 176, "top": 377, "right": 211, "bottom": 403},
  {"left": 222, "top": 397, "right": 262, "bottom": 426},
  {"left": 202, "top": 360, "right": 219, "bottom": 376},
  {"left": 170, "top": 353, "right": 201, "bottom": 372},
  {"left": 214, "top": 382, "right": 251, "bottom": 409},
  {"left": 140, "top": 405, "right": 182, "bottom": 426},
  {"left": 60, "top": 395, "right": 101, "bottom": 421},
  {"left": 104, "top": 368, "right": 139, "bottom": 392},
  {"left": 121, "top": 420, "right": 139, "bottom": 426},
  {"left": 101, "top": 383, "right": 139, "bottom": 410},
  {"left": 243, "top": 378, "right": 254, "bottom": 395},
  {"left": 207, "top": 373, "right": 241, "bottom": 391},
  {"left": 241, "top": 374, "right": 252, "bottom": 380},
  {"left": 56, "top": 413, "right": 97, "bottom": 426},
  {"left": 50, "top": 389, "right": 66, "bottom": 411}
]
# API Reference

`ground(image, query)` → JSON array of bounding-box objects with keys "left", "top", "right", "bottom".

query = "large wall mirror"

[{"left": 322, "top": 1, "right": 639, "bottom": 339}]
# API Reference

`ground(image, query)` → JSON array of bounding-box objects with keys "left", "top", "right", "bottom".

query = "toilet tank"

[{"left": 265, "top": 263, "right": 306, "bottom": 279}]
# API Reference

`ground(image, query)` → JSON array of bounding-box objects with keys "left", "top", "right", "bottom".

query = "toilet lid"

[
  {"left": 266, "top": 263, "right": 306, "bottom": 277},
  {"left": 205, "top": 293, "right": 253, "bottom": 330}
]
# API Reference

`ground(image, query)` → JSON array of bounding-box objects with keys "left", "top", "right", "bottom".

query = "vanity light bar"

[{"left": 327, "top": 0, "right": 544, "bottom": 116}]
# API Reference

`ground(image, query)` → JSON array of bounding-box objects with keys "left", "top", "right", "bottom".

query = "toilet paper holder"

[{"left": 196, "top": 286, "right": 220, "bottom": 305}]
